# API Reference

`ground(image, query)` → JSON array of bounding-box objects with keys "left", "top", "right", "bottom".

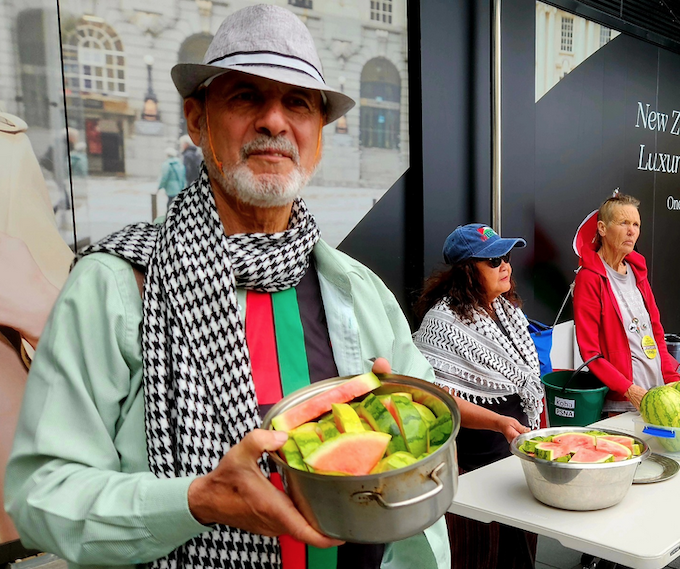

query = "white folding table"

[{"left": 448, "top": 412, "right": 680, "bottom": 569}]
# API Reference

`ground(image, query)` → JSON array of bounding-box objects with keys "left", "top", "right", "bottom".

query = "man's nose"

[{"left": 254, "top": 99, "right": 288, "bottom": 138}]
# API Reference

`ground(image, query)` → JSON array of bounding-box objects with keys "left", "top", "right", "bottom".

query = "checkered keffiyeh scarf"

[
  {"left": 79, "top": 166, "right": 320, "bottom": 569},
  {"left": 413, "top": 296, "right": 543, "bottom": 428}
]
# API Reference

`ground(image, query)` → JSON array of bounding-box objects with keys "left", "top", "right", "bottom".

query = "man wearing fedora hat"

[{"left": 5, "top": 5, "right": 449, "bottom": 569}]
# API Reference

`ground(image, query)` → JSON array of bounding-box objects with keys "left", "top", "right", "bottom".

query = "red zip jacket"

[{"left": 573, "top": 245, "right": 680, "bottom": 400}]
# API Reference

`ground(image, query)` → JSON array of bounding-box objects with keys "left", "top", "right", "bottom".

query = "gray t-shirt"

[{"left": 601, "top": 257, "right": 663, "bottom": 412}]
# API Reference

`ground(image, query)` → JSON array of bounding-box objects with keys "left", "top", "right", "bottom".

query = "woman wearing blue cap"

[{"left": 413, "top": 223, "right": 542, "bottom": 568}]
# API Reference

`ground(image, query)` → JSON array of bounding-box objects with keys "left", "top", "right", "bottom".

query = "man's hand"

[
  {"left": 625, "top": 384, "right": 647, "bottom": 410},
  {"left": 188, "top": 429, "right": 343, "bottom": 548},
  {"left": 371, "top": 357, "right": 391, "bottom": 375},
  {"left": 0, "top": 233, "right": 59, "bottom": 348},
  {"left": 494, "top": 415, "right": 531, "bottom": 443}
]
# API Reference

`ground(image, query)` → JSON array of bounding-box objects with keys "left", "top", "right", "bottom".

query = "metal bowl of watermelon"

[
  {"left": 510, "top": 426, "right": 651, "bottom": 511},
  {"left": 261, "top": 373, "right": 460, "bottom": 543}
]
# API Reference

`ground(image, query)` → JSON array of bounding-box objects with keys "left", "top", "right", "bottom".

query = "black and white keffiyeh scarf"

[
  {"left": 413, "top": 296, "right": 543, "bottom": 428},
  {"left": 79, "top": 166, "right": 320, "bottom": 569}
]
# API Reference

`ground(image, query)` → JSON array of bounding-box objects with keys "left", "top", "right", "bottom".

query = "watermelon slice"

[
  {"left": 291, "top": 427, "right": 323, "bottom": 458},
  {"left": 570, "top": 448, "right": 615, "bottom": 463},
  {"left": 595, "top": 437, "right": 632, "bottom": 461},
  {"left": 271, "top": 372, "right": 382, "bottom": 431},
  {"left": 597, "top": 435, "right": 635, "bottom": 453},
  {"left": 551, "top": 433, "right": 596, "bottom": 451},
  {"left": 412, "top": 402, "right": 437, "bottom": 427},
  {"left": 279, "top": 438, "right": 308, "bottom": 471},
  {"left": 316, "top": 420, "right": 340, "bottom": 442},
  {"left": 392, "top": 395, "right": 428, "bottom": 458},
  {"left": 371, "top": 451, "right": 418, "bottom": 473},
  {"left": 357, "top": 394, "right": 408, "bottom": 455},
  {"left": 428, "top": 414, "right": 453, "bottom": 450},
  {"left": 534, "top": 442, "right": 572, "bottom": 461},
  {"left": 332, "top": 403, "right": 364, "bottom": 433},
  {"left": 304, "top": 431, "right": 391, "bottom": 475},
  {"left": 377, "top": 395, "right": 399, "bottom": 423}
]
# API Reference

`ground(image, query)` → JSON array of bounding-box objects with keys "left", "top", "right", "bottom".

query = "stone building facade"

[{"left": 0, "top": 0, "right": 411, "bottom": 190}]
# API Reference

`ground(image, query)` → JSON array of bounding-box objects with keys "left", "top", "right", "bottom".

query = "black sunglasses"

[{"left": 486, "top": 253, "right": 511, "bottom": 268}]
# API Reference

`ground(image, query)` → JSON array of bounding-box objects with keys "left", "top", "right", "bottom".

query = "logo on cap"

[{"left": 477, "top": 227, "right": 497, "bottom": 241}]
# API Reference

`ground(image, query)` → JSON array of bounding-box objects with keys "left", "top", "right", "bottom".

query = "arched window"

[
  {"left": 17, "top": 9, "right": 50, "bottom": 127},
  {"left": 63, "top": 20, "right": 126, "bottom": 96},
  {"left": 360, "top": 57, "right": 401, "bottom": 150}
]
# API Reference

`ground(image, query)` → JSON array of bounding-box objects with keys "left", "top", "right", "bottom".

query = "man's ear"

[{"left": 184, "top": 97, "right": 203, "bottom": 147}]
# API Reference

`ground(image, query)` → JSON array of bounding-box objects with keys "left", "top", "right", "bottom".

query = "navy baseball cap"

[{"left": 442, "top": 223, "right": 526, "bottom": 265}]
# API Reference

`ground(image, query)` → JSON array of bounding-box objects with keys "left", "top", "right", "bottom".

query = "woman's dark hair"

[{"left": 413, "top": 259, "right": 521, "bottom": 324}]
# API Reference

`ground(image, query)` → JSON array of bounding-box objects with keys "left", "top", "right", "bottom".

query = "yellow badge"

[{"left": 641, "top": 335, "right": 658, "bottom": 359}]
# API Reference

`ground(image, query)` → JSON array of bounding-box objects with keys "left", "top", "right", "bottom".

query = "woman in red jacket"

[{"left": 574, "top": 193, "right": 680, "bottom": 413}]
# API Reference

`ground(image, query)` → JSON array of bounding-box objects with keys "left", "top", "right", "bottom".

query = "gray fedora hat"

[{"left": 171, "top": 4, "right": 355, "bottom": 124}]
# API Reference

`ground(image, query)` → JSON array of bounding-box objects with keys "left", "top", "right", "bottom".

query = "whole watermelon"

[{"left": 640, "top": 385, "right": 680, "bottom": 428}]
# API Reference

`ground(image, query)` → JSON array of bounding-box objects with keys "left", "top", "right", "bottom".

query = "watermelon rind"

[
  {"left": 393, "top": 395, "right": 428, "bottom": 458},
  {"left": 428, "top": 414, "right": 453, "bottom": 451},
  {"left": 304, "top": 431, "right": 391, "bottom": 475},
  {"left": 316, "top": 420, "right": 340, "bottom": 442},
  {"left": 279, "top": 438, "right": 308, "bottom": 471},
  {"left": 291, "top": 429, "right": 323, "bottom": 458},
  {"left": 357, "top": 394, "right": 408, "bottom": 455},
  {"left": 412, "top": 402, "right": 437, "bottom": 427},
  {"left": 371, "top": 451, "right": 418, "bottom": 473},
  {"left": 332, "top": 403, "right": 364, "bottom": 433},
  {"left": 594, "top": 438, "right": 632, "bottom": 461},
  {"left": 597, "top": 435, "right": 636, "bottom": 453},
  {"left": 271, "top": 372, "right": 382, "bottom": 431},
  {"left": 534, "top": 442, "right": 572, "bottom": 461}
]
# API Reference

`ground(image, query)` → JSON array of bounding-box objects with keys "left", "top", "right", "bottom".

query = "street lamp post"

[{"left": 142, "top": 54, "right": 160, "bottom": 121}]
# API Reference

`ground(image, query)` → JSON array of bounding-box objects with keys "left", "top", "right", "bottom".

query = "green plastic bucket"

[{"left": 541, "top": 355, "right": 609, "bottom": 427}]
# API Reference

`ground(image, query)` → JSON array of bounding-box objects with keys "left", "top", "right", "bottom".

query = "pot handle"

[{"left": 351, "top": 463, "right": 446, "bottom": 509}]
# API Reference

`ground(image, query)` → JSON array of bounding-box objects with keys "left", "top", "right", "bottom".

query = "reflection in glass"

[
  {"left": 53, "top": 0, "right": 410, "bottom": 247},
  {"left": 535, "top": 1, "right": 620, "bottom": 101}
]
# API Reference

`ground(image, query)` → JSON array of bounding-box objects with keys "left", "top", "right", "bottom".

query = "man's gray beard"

[{"left": 200, "top": 130, "right": 314, "bottom": 208}]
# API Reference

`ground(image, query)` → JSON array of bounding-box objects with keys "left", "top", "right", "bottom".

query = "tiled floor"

[{"left": 536, "top": 536, "right": 680, "bottom": 569}]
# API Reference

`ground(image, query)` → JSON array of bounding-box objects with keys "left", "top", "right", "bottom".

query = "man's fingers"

[
  {"left": 237, "top": 429, "right": 288, "bottom": 460},
  {"left": 371, "top": 357, "right": 391, "bottom": 375}
]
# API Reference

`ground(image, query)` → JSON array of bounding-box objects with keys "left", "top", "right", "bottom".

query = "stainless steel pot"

[
  {"left": 510, "top": 427, "right": 651, "bottom": 511},
  {"left": 261, "top": 373, "right": 460, "bottom": 543}
]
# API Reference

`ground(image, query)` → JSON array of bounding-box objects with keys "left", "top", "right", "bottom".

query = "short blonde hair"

[{"left": 597, "top": 193, "right": 640, "bottom": 225}]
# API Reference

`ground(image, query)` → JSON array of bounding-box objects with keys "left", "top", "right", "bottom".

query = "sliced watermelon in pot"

[
  {"left": 291, "top": 429, "right": 323, "bottom": 458},
  {"left": 316, "top": 420, "right": 340, "bottom": 442},
  {"left": 392, "top": 394, "right": 428, "bottom": 458},
  {"left": 304, "top": 431, "right": 391, "bottom": 475},
  {"left": 551, "top": 433, "right": 596, "bottom": 451},
  {"left": 595, "top": 437, "right": 632, "bottom": 461},
  {"left": 271, "top": 372, "right": 382, "bottom": 431},
  {"left": 332, "top": 403, "right": 364, "bottom": 433},
  {"left": 570, "top": 448, "right": 615, "bottom": 463},
  {"left": 534, "top": 442, "right": 572, "bottom": 461},
  {"left": 279, "top": 438, "right": 308, "bottom": 471},
  {"left": 357, "top": 394, "right": 407, "bottom": 455},
  {"left": 596, "top": 435, "right": 635, "bottom": 452},
  {"left": 371, "top": 451, "right": 418, "bottom": 473}
]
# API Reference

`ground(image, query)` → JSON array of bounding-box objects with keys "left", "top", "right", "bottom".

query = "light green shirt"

[{"left": 6, "top": 240, "right": 449, "bottom": 569}]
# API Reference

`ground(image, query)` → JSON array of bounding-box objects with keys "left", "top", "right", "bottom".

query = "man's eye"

[
  {"left": 288, "top": 97, "right": 312, "bottom": 109},
  {"left": 233, "top": 92, "right": 257, "bottom": 102}
]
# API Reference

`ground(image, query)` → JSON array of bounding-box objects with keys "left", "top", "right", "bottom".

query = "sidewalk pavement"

[{"left": 52, "top": 175, "right": 387, "bottom": 250}]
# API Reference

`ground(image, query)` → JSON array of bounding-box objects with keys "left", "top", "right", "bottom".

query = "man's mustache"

[{"left": 240, "top": 135, "right": 301, "bottom": 165}]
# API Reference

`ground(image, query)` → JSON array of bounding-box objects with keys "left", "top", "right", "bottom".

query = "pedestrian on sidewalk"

[{"left": 157, "top": 147, "right": 186, "bottom": 207}]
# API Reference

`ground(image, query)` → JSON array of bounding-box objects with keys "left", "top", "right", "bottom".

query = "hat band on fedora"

[{"left": 207, "top": 52, "right": 326, "bottom": 84}]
